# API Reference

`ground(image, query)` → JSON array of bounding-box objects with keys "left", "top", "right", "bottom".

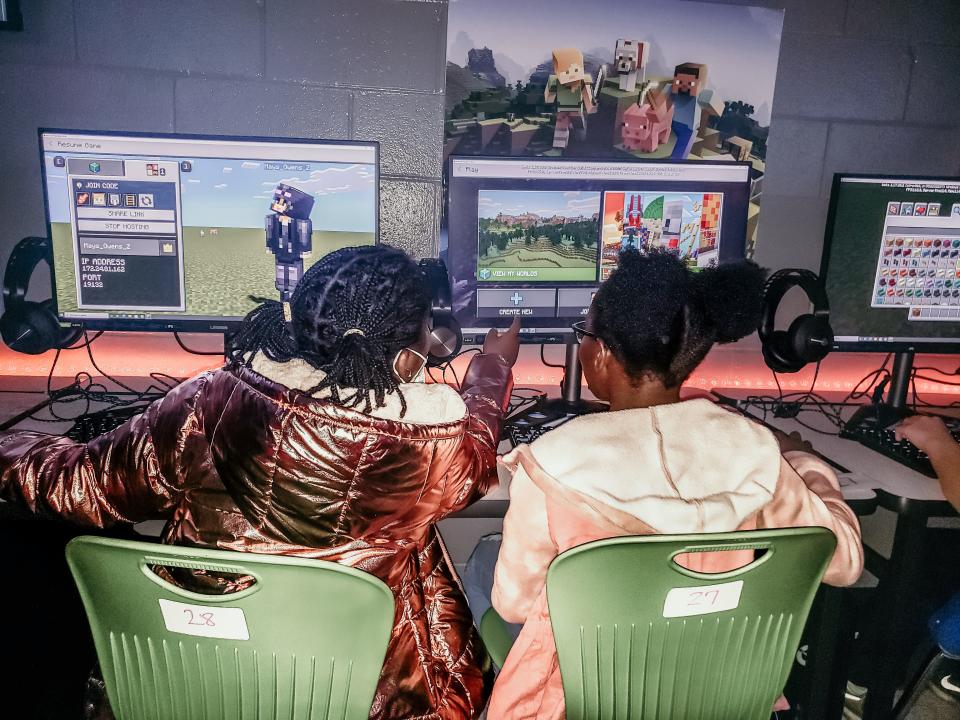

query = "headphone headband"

[
  {"left": 759, "top": 268, "right": 829, "bottom": 342},
  {"left": 3, "top": 236, "right": 52, "bottom": 310},
  {"left": 0, "top": 236, "right": 82, "bottom": 354}
]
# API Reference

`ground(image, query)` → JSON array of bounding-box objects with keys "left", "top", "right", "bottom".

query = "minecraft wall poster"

[{"left": 445, "top": 0, "right": 785, "bottom": 255}]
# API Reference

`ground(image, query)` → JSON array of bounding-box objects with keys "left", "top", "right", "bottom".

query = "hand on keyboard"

[{"left": 894, "top": 415, "right": 958, "bottom": 456}]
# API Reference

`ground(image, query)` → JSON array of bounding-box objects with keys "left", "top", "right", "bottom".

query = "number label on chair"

[
  {"left": 158, "top": 599, "right": 250, "bottom": 640},
  {"left": 662, "top": 580, "right": 743, "bottom": 618}
]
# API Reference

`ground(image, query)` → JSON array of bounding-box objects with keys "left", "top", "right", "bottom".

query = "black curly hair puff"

[{"left": 591, "top": 249, "right": 767, "bottom": 388}]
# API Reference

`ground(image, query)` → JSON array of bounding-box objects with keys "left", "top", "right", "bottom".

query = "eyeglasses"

[{"left": 571, "top": 320, "right": 598, "bottom": 343}]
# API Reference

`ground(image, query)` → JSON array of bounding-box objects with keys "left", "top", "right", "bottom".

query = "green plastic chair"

[
  {"left": 547, "top": 527, "right": 837, "bottom": 720},
  {"left": 479, "top": 606, "right": 515, "bottom": 669},
  {"left": 66, "top": 536, "right": 394, "bottom": 720}
]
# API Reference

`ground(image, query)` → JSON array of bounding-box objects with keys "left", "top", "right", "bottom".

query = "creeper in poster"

[
  {"left": 614, "top": 39, "right": 649, "bottom": 92},
  {"left": 545, "top": 48, "right": 598, "bottom": 149},
  {"left": 266, "top": 183, "right": 314, "bottom": 302},
  {"left": 670, "top": 62, "right": 709, "bottom": 158}
]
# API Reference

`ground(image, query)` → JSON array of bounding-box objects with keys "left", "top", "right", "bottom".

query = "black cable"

[
  {"left": 772, "top": 368, "right": 783, "bottom": 403},
  {"left": 914, "top": 364, "right": 960, "bottom": 377},
  {"left": 842, "top": 354, "right": 892, "bottom": 404},
  {"left": 740, "top": 361, "right": 846, "bottom": 436},
  {"left": 443, "top": 359, "right": 461, "bottom": 391},
  {"left": 174, "top": 331, "right": 225, "bottom": 356},
  {"left": 539, "top": 344, "right": 564, "bottom": 369}
]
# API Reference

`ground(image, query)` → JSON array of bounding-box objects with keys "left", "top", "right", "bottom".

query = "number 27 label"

[
  {"left": 158, "top": 599, "right": 249, "bottom": 640},
  {"left": 662, "top": 580, "right": 744, "bottom": 618}
]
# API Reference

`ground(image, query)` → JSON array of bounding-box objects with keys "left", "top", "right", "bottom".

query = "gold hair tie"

[
  {"left": 343, "top": 328, "right": 366, "bottom": 338},
  {"left": 282, "top": 302, "right": 292, "bottom": 322}
]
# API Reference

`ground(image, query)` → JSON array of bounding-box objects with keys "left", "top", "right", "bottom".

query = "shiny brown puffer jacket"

[{"left": 0, "top": 353, "right": 513, "bottom": 719}]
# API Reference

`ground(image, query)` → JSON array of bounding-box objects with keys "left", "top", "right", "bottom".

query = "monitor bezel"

[
  {"left": 38, "top": 127, "right": 380, "bottom": 335},
  {"left": 445, "top": 153, "right": 755, "bottom": 344},
  {"left": 820, "top": 172, "right": 960, "bottom": 354}
]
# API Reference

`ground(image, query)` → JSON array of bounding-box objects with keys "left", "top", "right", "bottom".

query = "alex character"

[
  {"left": 266, "top": 183, "right": 314, "bottom": 302},
  {"left": 545, "top": 48, "right": 596, "bottom": 149}
]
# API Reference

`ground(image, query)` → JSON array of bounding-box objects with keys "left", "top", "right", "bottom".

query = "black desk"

[{"left": 736, "top": 401, "right": 959, "bottom": 720}]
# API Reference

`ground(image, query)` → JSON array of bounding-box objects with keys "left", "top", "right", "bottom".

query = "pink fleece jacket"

[{"left": 488, "top": 399, "right": 864, "bottom": 720}]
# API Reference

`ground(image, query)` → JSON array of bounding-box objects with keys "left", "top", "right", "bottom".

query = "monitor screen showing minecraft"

[
  {"left": 39, "top": 130, "right": 378, "bottom": 332},
  {"left": 821, "top": 174, "right": 960, "bottom": 352},
  {"left": 446, "top": 156, "right": 752, "bottom": 343}
]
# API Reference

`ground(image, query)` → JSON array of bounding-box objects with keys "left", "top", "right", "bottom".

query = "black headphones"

[
  {"left": 758, "top": 268, "right": 833, "bottom": 374},
  {"left": 0, "top": 237, "right": 83, "bottom": 355},
  {"left": 418, "top": 258, "right": 462, "bottom": 367}
]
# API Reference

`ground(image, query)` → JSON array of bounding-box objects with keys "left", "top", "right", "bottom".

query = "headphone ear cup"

[
  {"left": 427, "top": 313, "right": 462, "bottom": 367},
  {"left": 0, "top": 300, "right": 60, "bottom": 355},
  {"left": 788, "top": 314, "right": 832, "bottom": 364},
  {"left": 40, "top": 299, "right": 83, "bottom": 348},
  {"left": 762, "top": 329, "right": 804, "bottom": 374}
]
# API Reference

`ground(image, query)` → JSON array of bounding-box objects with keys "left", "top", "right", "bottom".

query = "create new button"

[{"left": 476, "top": 288, "right": 556, "bottom": 318}]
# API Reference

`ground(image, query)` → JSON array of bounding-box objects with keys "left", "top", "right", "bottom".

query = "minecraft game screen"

[
  {"left": 41, "top": 131, "right": 378, "bottom": 331},
  {"left": 822, "top": 176, "right": 960, "bottom": 349},
  {"left": 446, "top": 157, "right": 751, "bottom": 342}
]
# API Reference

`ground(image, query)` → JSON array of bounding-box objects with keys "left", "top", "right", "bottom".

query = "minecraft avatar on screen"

[{"left": 266, "top": 183, "right": 314, "bottom": 302}]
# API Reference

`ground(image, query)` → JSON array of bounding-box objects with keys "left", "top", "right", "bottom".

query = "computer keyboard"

[
  {"left": 64, "top": 405, "right": 149, "bottom": 443},
  {"left": 840, "top": 412, "right": 960, "bottom": 478},
  {"left": 503, "top": 412, "right": 577, "bottom": 447}
]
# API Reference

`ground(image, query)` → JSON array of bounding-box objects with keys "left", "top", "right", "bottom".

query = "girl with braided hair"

[{"left": 0, "top": 244, "right": 519, "bottom": 720}]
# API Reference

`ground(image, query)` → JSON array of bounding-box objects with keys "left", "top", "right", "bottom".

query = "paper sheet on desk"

[{"left": 836, "top": 471, "right": 880, "bottom": 501}]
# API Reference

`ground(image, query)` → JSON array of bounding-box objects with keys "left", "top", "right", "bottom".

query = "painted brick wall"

[
  {"left": 0, "top": 0, "right": 447, "bottom": 309},
  {"left": 1, "top": 0, "right": 959, "bottom": 307}
]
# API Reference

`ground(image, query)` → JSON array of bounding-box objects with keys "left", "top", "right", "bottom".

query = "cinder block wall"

[
  {"left": 0, "top": 0, "right": 447, "bottom": 307},
  {"left": 737, "top": 0, "right": 960, "bottom": 271},
  {"left": 1, "top": 0, "right": 959, "bottom": 308}
]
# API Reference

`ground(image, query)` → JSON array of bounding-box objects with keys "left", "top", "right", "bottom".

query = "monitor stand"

[
  {"left": 843, "top": 350, "right": 914, "bottom": 431},
  {"left": 512, "top": 342, "right": 608, "bottom": 425}
]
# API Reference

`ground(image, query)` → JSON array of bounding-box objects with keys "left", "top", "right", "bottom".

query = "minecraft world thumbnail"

[
  {"left": 476, "top": 190, "right": 601, "bottom": 283},
  {"left": 600, "top": 191, "right": 722, "bottom": 277}
]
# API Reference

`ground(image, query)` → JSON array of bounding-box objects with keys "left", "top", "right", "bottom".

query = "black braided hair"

[
  {"left": 592, "top": 249, "right": 766, "bottom": 388},
  {"left": 228, "top": 245, "right": 431, "bottom": 415}
]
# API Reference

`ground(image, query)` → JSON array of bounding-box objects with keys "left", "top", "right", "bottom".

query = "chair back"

[
  {"left": 546, "top": 527, "right": 836, "bottom": 720},
  {"left": 67, "top": 536, "right": 394, "bottom": 720}
]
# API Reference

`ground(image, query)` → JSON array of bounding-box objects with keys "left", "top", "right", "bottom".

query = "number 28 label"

[
  {"left": 662, "top": 580, "right": 744, "bottom": 618},
  {"left": 158, "top": 599, "right": 249, "bottom": 640}
]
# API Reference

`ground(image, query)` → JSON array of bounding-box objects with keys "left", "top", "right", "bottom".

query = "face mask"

[{"left": 393, "top": 347, "right": 428, "bottom": 384}]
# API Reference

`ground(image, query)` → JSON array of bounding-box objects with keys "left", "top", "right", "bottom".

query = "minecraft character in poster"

[
  {"left": 614, "top": 39, "right": 649, "bottom": 92},
  {"left": 621, "top": 87, "right": 674, "bottom": 153},
  {"left": 266, "top": 183, "right": 314, "bottom": 302},
  {"left": 670, "top": 62, "right": 709, "bottom": 158},
  {"left": 620, "top": 194, "right": 644, "bottom": 250},
  {"left": 544, "top": 48, "right": 600, "bottom": 149},
  {"left": 662, "top": 197, "right": 684, "bottom": 250}
]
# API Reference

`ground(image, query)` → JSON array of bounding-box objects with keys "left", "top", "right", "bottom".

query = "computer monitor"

[
  {"left": 39, "top": 129, "right": 379, "bottom": 333},
  {"left": 821, "top": 173, "right": 960, "bottom": 421},
  {"left": 821, "top": 173, "right": 960, "bottom": 353},
  {"left": 445, "top": 155, "right": 754, "bottom": 345}
]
